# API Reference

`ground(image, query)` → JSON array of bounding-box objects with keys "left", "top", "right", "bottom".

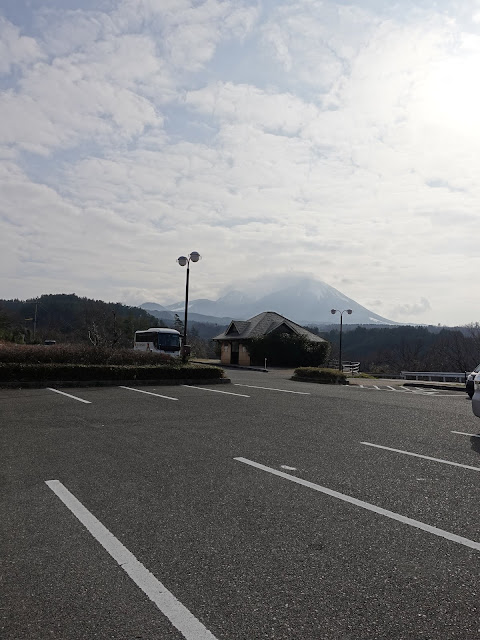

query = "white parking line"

[
  {"left": 47, "top": 388, "right": 91, "bottom": 404},
  {"left": 361, "top": 441, "right": 480, "bottom": 472},
  {"left": 182, "top": 385, "right": 250, "bottom": 397},
  {"left": 45, "top": 480, "right": 219, "bottom": 640},
  {"left": 234, "top": 457, "right": 480, "bottom": 552},
  {"left": 431, "top": 394, "right": 465, "bottom": 398},
  {"left": 119, "top": 386, "right": 178, "bottom": 401},
  {"left": 234, "top": 384, "right": 310, "bottom": 395},
  {"left": 451, "top": 431, "right": 480, "bottom": 438},
  {"left": 410, "top": 389, "right": 437, "bottom": 395}
]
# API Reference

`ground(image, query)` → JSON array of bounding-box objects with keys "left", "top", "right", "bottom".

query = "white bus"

[{"left": 134, "top": 328, "right": 181, "bottom": 357}]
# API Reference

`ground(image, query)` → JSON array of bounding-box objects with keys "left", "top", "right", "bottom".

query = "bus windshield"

[{"left": 157, "top": 333, "right": 181, "bottom": 349}]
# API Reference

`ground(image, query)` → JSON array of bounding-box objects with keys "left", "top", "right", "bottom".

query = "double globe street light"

[
  {"left": 177, "top": 251, "right": 201, "bottom": 362},
  {"left": 331, "top": 308, "right": 353, "bottom": 372}
]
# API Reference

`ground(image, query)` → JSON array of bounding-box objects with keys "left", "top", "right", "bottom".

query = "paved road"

[{"left": 1, "top": 370, "right": 479, "bottom": 639}]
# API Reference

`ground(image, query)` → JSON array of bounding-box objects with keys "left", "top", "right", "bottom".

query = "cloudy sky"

[{"left": 1, "top": 0, "right": 480, "bottom": 325}]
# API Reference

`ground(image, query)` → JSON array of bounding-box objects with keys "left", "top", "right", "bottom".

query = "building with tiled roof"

[{"left": 213, "top": 311, "right": 326, "bottom": 366}]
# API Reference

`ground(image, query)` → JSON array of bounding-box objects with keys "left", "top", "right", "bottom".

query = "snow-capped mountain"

[{"left": 142, "top": 277, "right": 398, "bottom": 326}]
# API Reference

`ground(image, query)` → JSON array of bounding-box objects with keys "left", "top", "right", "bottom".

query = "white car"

[
  {"left": 472, "top": 372, "right": 480, "bottom": 418},
  {"left": 466, "top": 364, "right": 480, "bottom": 398}
]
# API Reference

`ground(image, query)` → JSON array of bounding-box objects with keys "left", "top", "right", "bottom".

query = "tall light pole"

[
  {"left": 177, "top": 251, "right": 201, "bottom": 362},
  {"left": 331, "top": 309, "right": 353, "bottom": 372}
]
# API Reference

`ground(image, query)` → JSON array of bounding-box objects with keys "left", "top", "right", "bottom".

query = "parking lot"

[{"left": 1, "top": 369, "right": 479, "bottom": 639}]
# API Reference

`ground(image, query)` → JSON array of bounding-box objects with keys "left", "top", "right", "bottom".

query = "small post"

[
  {"left": 33, "top": 302, "right": 38, "bottom": 341},
  {"left": 264, "top": 358, "right": 267, "bottom": 371}
]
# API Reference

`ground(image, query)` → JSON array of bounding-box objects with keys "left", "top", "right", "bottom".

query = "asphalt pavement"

[{"left": 1, "top": 370, "right": 479, "bottom": 639}]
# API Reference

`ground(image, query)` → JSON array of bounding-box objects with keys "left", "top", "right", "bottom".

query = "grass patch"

[{"left": 349, "top": 372, "right": 376, "bottom": 379}]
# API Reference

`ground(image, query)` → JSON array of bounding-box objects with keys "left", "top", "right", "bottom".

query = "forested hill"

[
  {"left": 0, "top": 293, "right": 166, "bottom": 347},
  {"left": 316, "top": 324, "right": 480, "bottom": 373}
]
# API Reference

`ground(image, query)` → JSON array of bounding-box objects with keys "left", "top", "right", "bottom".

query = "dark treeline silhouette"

[{"left": 309, "top": 324, "right": 480, "bottom": 374}]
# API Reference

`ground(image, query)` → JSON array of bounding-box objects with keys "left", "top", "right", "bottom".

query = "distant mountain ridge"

[
  {"left": 140, "top": 303, "right": 234, "bottom": 326},
  {"left": 141, "top": 277, "right": 399, "bottom": 326}
]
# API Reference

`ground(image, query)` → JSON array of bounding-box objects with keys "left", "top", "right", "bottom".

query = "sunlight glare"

[{"left": 427, "top": 56, "right": 480, "bottom": 130}]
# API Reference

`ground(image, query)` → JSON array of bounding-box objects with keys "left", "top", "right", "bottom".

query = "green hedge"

[
  {"left": 0, "top": 344, "right": 176, "bottom": 365},
  {"left": 291, "top": 367, "right": 348, "bottom": 384},
  {"left": 0, "top": 363, "right": 224, "bottom": 384}
]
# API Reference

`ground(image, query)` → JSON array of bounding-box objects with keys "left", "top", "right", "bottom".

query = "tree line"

[{"left": 310, "top": 324, "right": 480, "bottom": 373}]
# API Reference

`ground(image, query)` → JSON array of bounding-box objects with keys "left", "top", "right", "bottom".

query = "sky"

[{"left": 1, "top": 0, "right": 480, "bottom": 326}]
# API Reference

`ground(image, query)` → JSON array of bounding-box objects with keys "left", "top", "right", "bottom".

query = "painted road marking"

[
  {"left": 431, "top": 394, "right": 465, "bottom": 398},
  {"left": 234, "top": 457, "right": 480, "bottom": 552},
  {"left": 182, "top": 385, "right": 250, "bottom": 397},
  {"left": 234, "top": 384, "right": 310, "bottom": 395},
  {"left": 119, "top": 386, "right": 178, "bottom": 401},
  {"left": 45, "top": 480, "right": 218, "bottom": 640},
  {"left": 411, "top": 389, "right": 437, "bottom": 395},
  {"left": 47, "top": 388, "right": 91, "bottom": 404},
  {"left": 357, "top": 385, "right": 408, "bottom": 392},
  {"left": 361, "top": 441, "right": 480, "bottom": 472},
  {"left": 451, "top": 431, "right": 480, "bottom": 438},
  {"left": 352, "top": 386, "right": 462, "bottom": 397}
]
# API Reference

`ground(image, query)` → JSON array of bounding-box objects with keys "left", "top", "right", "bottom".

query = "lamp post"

[
  {"left": 24, "top": 300, "right": 38, "bottom": 343},
  {"left": 177, "top": 251, "right": 201, "bottom": 362},
  {"left": 330, "top": 308, "right": 353, "bottom": 372}
]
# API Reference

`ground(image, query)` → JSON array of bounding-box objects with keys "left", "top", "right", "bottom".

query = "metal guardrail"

[
  {"left": 400, "top": 371, "right": 466, "bottom": 383},
  {"left": 342, "top": 361, "right": 360, "bottom": 374},
  {"left": 328, "top": 361, "right": 361, "bottom": 374}
]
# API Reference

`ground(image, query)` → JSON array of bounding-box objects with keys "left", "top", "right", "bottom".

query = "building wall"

[
  {"left": 219, "top": 341, "right": 251, "bottom": 366},
  {"left": 220, "top": 341, "right": 231, "bottom": 364},
  {"left": 238, "top": 343, "right": 251, "bottom": 366}
]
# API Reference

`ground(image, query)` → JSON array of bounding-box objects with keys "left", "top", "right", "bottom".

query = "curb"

[
  {"left": 291, "top": 376, "right": 348, "bottom": 385},
  {"left": 403, "top": 382, "right": 465, "bottom": 392},
  {"left": 190, "top": 360, "right": 268, "bottom": 372}
]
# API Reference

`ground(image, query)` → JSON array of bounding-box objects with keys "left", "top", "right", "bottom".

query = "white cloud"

[
  {"left": 391, "top": 297, "right": 432, "bottom": 318},
  {"left": 107, "top": 0, "right": 259, "bottom": 71},
  {"left": 186, "top": 82, "right": 319, "bottom": 135},
  {"left": 2, "top": 1, "right": 480, "bottom": 325},
  {"left": 260, "top": 1, "right": 375, "bottom": 93},
  {"left": 0, "top": 17, "right": 44, "bottom": 74}
]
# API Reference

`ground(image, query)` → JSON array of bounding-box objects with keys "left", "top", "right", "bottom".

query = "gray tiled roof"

[{"left": 213, "top": 311, "right": 326, "bottom": 342}]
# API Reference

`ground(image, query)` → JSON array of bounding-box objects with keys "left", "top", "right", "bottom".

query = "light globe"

[{"left": 190, "top": 251, "right": 201, "bottom": 263}]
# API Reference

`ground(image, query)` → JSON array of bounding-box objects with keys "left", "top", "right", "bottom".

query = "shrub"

[{"left": 291, "top": 367, "right": 348, "bottom": 384}]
